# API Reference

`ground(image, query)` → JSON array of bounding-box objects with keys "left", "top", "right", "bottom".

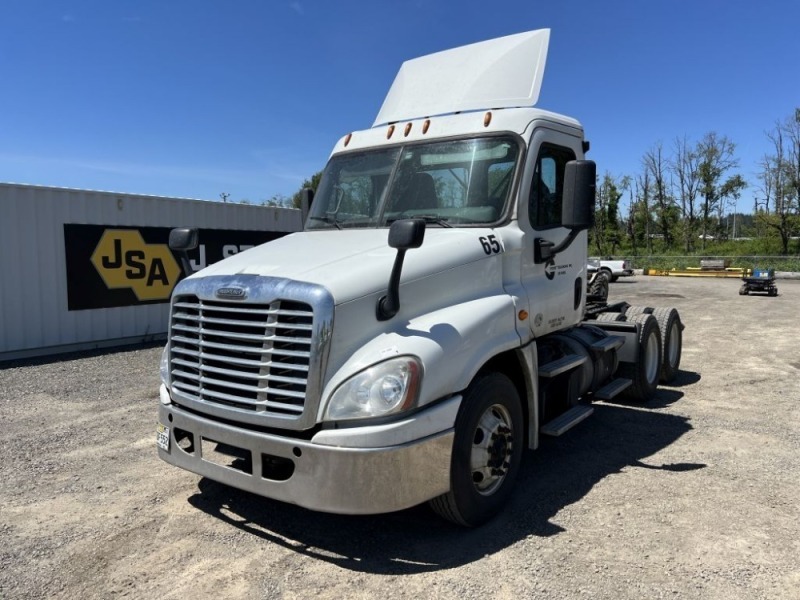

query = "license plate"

[{"left": 156, "top": 423, "right": 170, "bottom": 451}]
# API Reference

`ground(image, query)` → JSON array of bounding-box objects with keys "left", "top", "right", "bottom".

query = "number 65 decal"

[{"left": 479, "top": 235, "right": 502, "bottom": 255}]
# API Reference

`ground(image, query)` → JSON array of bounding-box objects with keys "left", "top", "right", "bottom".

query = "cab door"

[{"left": 518, "top": 125, "right": 588, "bottom": 337}]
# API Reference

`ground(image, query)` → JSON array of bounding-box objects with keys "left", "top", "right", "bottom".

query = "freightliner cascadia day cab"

[{"left": 156, "top": 30, "right": 684, "bottom": 526}]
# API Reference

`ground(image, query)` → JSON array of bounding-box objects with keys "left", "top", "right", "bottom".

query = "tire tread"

[
  {"left": 617, "top": 313, "right": 662, "bottom": 402},
  {"left": 651, "top": 307, "right": 682, "bottom": 383}
]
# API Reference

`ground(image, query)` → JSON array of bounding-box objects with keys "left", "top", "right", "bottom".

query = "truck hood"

[{"left": 189, "top": 228, "right": 499, "bottom": 304}]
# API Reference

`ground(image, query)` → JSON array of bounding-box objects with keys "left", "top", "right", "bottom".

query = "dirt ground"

[{"left": 1, "top": 275, "right": 798, "bottom": 600}]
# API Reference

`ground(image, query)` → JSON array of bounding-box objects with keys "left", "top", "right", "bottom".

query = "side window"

[{"left": 529, "top": 144, "right": 576, "bottom": 229}]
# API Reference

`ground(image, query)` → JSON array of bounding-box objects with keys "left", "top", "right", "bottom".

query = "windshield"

[{"left": 307, "top": 136, "right": 520, "bottom": 230}]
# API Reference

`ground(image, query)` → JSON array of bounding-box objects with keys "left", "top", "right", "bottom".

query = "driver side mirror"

[
  {"left": 388, "top": 217, "right": 426, "bottom": 250},
  {"left": 561, "top": 160, "right": 596, "bottom": 230}
]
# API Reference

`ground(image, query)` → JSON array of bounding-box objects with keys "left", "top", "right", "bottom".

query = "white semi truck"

[{"left": 156, "top": 30, "right": 684, "bottom": 526}]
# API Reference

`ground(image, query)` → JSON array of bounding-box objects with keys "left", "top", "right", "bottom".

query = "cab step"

[
  {"left": 593, "top": 377, "right": 632, "bottom": 401},
  {"left": 538, "top": 354, "right": 587, "bottom": 378},
  {"left": 540, "top": 405, "right": 594, "bottom": 437},
  {"left": 590, "top": 334, "right": 625, "bottom": 354}
]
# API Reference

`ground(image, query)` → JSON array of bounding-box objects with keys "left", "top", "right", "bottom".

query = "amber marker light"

[
  {"left": 387, "top": 125, "right": 395, "bottom": 139},
  {"left": 518, "top": 309, "right": 529, "bottom": 321},
  {"left": 404, "top": 123, "right": 412, "bottom": 137},
  {"left": 484, "top": 111, "right": 493, "bottom": 127},
  {"left": 344, "top": 133, "right": 352, "bottom": 147},
  {"left": 422, "top": 119, "right": 431, "bottom": 134}
]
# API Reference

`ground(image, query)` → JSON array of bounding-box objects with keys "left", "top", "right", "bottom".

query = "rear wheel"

[
  {"left": 618, "top": 313, "right": 662, "bottom": 403},
  {"left": 739, "top": 285, "right": 748, "bottom": 295},
  {"left": 429, "top": 373, "right": 523, "bottom": 527},
  {"left": 651, "top": 307, "right": 683, "bottom": 383}
]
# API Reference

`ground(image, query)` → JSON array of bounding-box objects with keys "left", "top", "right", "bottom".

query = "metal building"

[{"left": 0, "top": 183, "right": 303, "bottom": 360}]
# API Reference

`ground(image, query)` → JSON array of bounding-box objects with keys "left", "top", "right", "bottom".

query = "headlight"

[
  {"left": 159, "top": 344, "right": 170, "bottom": 387},
  {"left": 325, "top": 356, "right": 422, "bottom": 421}
]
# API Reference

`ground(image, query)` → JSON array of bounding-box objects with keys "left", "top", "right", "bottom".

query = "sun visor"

[{"left": 373, "top": 29, "right": 550, "bottom": 127}]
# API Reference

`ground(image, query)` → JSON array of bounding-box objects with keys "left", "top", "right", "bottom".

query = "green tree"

[
  {"left": 593, "top": 173, "right": 625, "bottom": 254},
  {"left": 696, "top": 132, "right": 747, "bottom": 249},
  {"left": 671, "top": 136, "right": 702, "bottom": 253},
  {"left": 642, "top": 142, "right": 678, "bottom": 248},
  {"left": 260, "top": 194, "right": 290, "bottom": 207},
  {"left": 757, "top": 109, "right": 800, "bottom": 254},
  {"left": 291, "top": 171, "right": 324, "bottom": 209}
]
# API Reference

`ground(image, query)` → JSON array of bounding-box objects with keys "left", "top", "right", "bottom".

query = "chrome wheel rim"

[{"left": 470, "top": 403, "right": 514, "bottom": 496}]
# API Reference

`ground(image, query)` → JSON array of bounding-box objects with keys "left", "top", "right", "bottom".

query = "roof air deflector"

[{"left": 373, "top": 29, "right": 550, "bottom": 127}]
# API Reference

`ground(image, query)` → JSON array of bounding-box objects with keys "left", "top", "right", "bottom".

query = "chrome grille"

[{"left": 169, "top": 295, "right": 314, "bottom": 417}]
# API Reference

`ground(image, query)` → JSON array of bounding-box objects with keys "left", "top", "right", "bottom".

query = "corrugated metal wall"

[{"left": 0, "top": 183, "right": 303, "bottom": 360}]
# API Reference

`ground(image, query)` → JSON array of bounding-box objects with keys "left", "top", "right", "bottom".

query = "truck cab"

[{"left": 157, "top": 30, "right": 683, "bottom": 526}]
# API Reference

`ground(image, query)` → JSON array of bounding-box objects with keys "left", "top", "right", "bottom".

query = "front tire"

[{"left": 429, "top": 373, "right": 523, "bottom": 527}]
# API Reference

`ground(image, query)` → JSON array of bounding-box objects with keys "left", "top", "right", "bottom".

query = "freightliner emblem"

[{"left": 216, "top": 287, "right": 247, "bottom": 300}]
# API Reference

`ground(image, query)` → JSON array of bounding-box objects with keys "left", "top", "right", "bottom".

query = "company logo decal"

[
  {"left": 90, "top": 229, "right": 181, "bottom": 301},
  {"left": 544, "top": 260, "right": 572, "bottom": 281},
  {"left": 216, "top": 287, "right": 247, "bottom": 300},
  {"left": 544, "top": 259, "right": 556, "bottom": 280}
]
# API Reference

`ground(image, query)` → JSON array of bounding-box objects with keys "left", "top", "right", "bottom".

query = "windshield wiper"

[
  {"left": 416, "top": 214, "right": 453, "bottom": 228},
  {"left": 387, "top": 214, "right": 453, "bottom": 228},
  {"left": 309, "top": 214, "right": 343, "bottom": 230}
]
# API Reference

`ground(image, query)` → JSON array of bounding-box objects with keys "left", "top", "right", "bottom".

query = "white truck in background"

[
  {"left": 588, "top": 257, "right": 634, "bottom": 282},
  {"left": 156, "top": 30, "right": 684, "bottom": 526}
]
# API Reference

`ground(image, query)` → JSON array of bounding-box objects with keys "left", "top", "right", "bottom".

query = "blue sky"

[{"left": 1, "top": 1, "right": 797, "bottom": 213}]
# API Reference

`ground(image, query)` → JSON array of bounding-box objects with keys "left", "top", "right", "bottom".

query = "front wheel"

[{"left": 429, "top": 373, "right": 523, "bottom": 527}]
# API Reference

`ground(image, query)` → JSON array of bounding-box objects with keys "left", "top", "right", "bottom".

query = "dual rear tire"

[
  {"left": 625, "top": 305, "right": 683, "bottom": 384},
  {"left": 618, "top": 313, "right": 662, "bottom": 401}
]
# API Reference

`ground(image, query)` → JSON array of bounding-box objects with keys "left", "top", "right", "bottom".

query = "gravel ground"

[{"left": 1, "top": 276, "right": 798, "bottom": 599}]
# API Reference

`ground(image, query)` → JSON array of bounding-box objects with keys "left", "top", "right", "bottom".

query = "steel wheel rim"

[
  {"left": 470, "top": 403, "right": 514, "bottom": 496},
  {"left": 667, "top": 321, "right": 680, "bottom": 367},
  {"left": 645, "top": 331, "right": 660, "bottom": 384}
]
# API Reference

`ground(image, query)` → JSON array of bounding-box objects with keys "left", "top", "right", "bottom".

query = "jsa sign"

[
  {"left": 90, "top": 229, "right": 181, "bottom": 301},
  {"left": 64, "top": 224, "right": 287, "bottom": 310}
]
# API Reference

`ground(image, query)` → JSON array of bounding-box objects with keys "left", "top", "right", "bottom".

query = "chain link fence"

[{"left": 606, "top": 255, "right": 800, "bottom": 272}]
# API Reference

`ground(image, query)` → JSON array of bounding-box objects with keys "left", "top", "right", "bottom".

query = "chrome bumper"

[{"left": 157, "top": 400, "right": 455, "bottom": 515}]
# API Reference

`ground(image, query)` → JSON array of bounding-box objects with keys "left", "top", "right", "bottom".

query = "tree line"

[{"left": 593, "top": 108, "right": 800, "bottom": 256}]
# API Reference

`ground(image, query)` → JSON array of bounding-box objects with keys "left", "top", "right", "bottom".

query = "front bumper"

[{"left": 157, "top": 395, "right": 456, "bottom": 515}]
